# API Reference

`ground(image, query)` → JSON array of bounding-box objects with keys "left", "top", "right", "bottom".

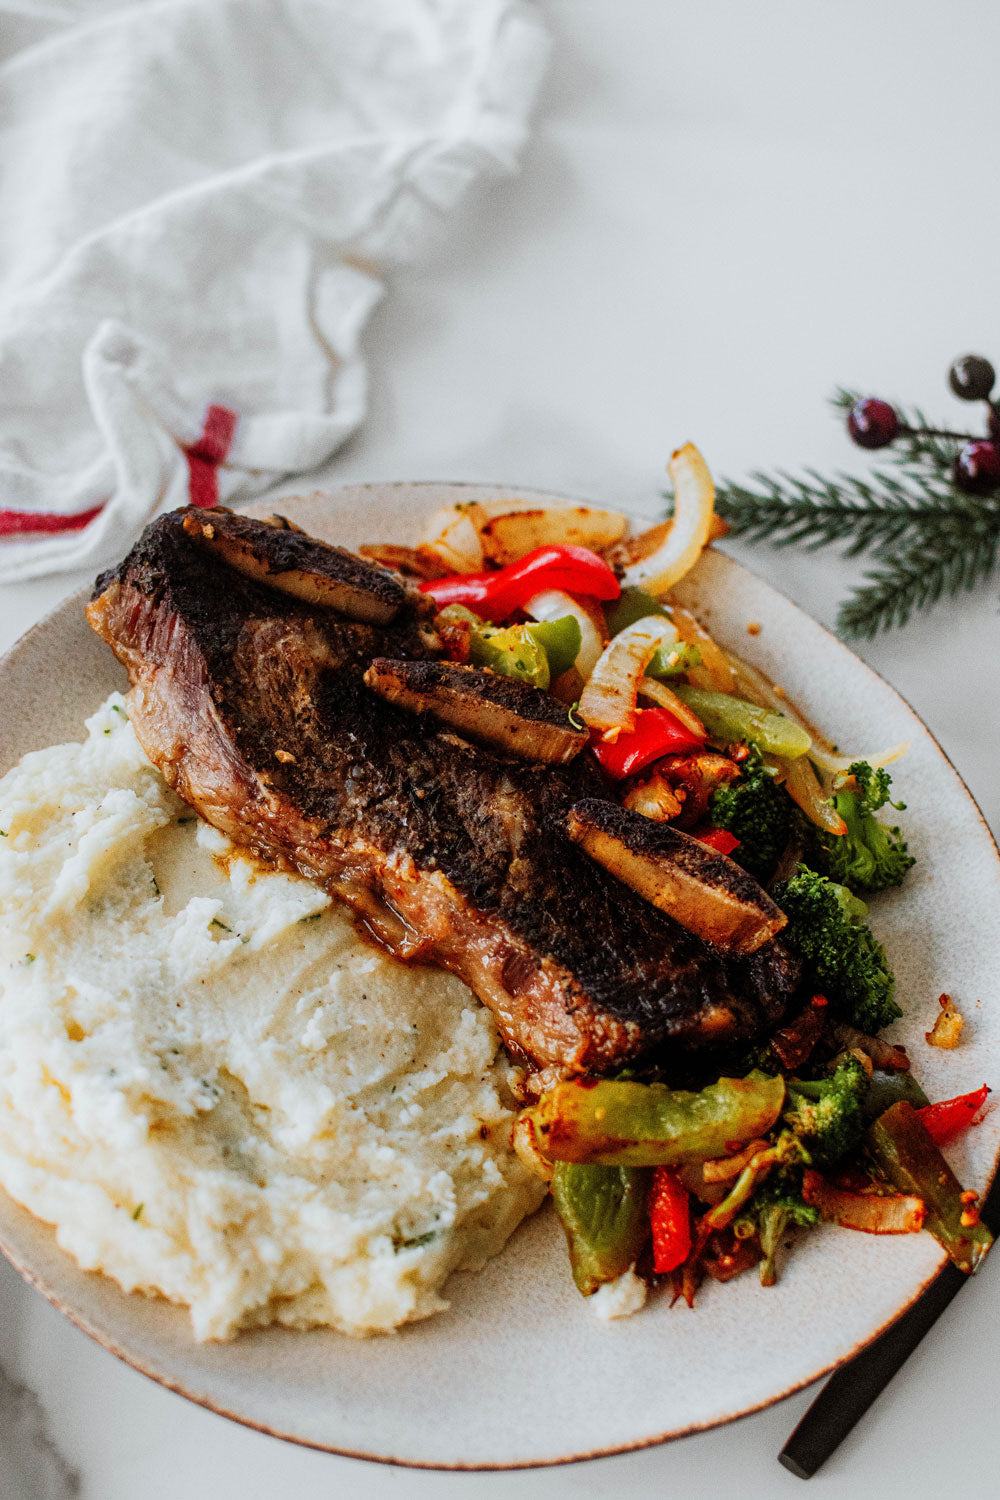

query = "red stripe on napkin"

[
  {"left": 0, "top": 403, "right": 238, "bottom": 539},
  {"left": 0, "top": 505, "right": 103, "bottom": 538},
  {"left": 184, "top": 404, "right": 238, "bottom": 508}
]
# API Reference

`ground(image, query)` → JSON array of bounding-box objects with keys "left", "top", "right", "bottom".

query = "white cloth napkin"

[{"left": 0, "top": 0, "right": 548, "bottom": 583}]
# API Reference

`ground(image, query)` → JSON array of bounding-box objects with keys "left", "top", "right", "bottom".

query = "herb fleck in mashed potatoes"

[{"left": 0, "top": 696, "right": 544, "bottom": 1340}]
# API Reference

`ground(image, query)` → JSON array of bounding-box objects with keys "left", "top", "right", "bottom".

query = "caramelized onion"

[
  {"left": 578, "top": 615, "right": 679, "bottom": 735},
  {"left": 637, "top": 676, "right": 707, "bottom": 738},
  {"left": 358, "top": 543, "right": 449, "bottom": 581},
  {"left": 420, "top": 498, "right": 626, "bottom": 572},
  {"left": 619, "top": 444, "right": 716, "bottom": 595},
  {"left": 802, "top": 1171, "right": 925, "bottom": 1234},
  {"left": 702, "top": 1139, "right": 773, "bottom": 1184},
  {"left": 623, "top": 774, "right": 684, "bottom": 823},
  {"left": 808, "top": 740, "right": 910, "bottom": 775},
  {"left": 511, "top": 1114, "right": 554, "bottom": 1182},
  {"left": 419, "top": 506, "right": 484, "bottom": 573},
  {"left": 780, "top": 752, "right": 848, "bottom": 836},
  {"left": 669, "top": 603, "right": 738, "bottom": 693},
  {"left": 831, "top": 1023, "right": 910, "bottom": 1072},
  {"left": 729, "top": 649, "right": 910, "bottom": 779},
  {"left": 478, "top": 502, "right": 627, "bottom": 566}
]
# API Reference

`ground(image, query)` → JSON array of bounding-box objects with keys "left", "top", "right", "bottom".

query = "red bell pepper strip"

[
  {"left": 419, "top": 544, "right": 620, "bottom": 619},
  {"left": 590, "top": 707, "right": 704, "bottom": 780},
  {"left": 691, "top": 826, "right": 741, "bottom": 857},
  {"left": 649, "top": 1165, "right": 691, "bottom": 1274},
  {"left": 916, "top": 1085, "right": 990, "bottom": 1147}
]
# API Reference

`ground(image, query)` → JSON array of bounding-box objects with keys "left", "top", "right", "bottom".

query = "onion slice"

[
  {"left": 671, "top": 603, "right": 738, "bottom": 693},
  {"left": 620, "top": 444, "right": 716, "bottom": 595},
  {"left": 477, "top": 502, "right": 627, "bottom": 566},
  {"left": 511, "top": 1114, "right": 554, "bottom": 1183},
  {"left": 637, "top": 676, "right": 706, "bottom": 738},
  {"left": 802, "top": 1170, "right": 925, "bottom": 1234},
  {"left": 578, "top": 615, "right": 679, "bottom": 735},
  {"left": 831, "top": 1023, "right": 910, "bottom": 1072},
  {"left": 807, "top": 740, "right": 911, "bottom": 774},
  {"left": 702, "top": 1139, "right": 772, "bottom": 1184},
  {"left": 358, "top": 543, "right": 449, "bottom": 581},
  {"left": 523, "top": 589, "right": 606, "bottom": 680},
  {"left": 420, "top": 498, "right": 626, "bottom": 572},
  {"left": 779, "top": 753, "right": 848, "bottom": 836},
  {"left": 418, "top": 507, "right": 484, "bottom": 573}
]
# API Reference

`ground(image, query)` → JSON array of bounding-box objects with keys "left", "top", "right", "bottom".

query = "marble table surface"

[{"left": 1, "top": 3, "right": 998, "bottom": 1496}]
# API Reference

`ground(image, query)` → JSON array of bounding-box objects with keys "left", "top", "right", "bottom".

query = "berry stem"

[{"left": 898, "top": 423, "right": 978, "bottom": 442}]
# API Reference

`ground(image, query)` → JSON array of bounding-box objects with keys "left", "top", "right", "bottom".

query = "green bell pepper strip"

[
  {"left": 865, "top": 1101, "right": 993, "bottom": 1273},
  {"left": 604, "top": 587, "right": 668, "bottom": 637},
  {"left": 525, "top": 1071, "right": 786, "bottom": 1168},
  {"left": 551, "top": 1161, "right": 651, "bottom": 1295},
  {"left": 525, "top": 616, "right": 582, "bottom": 679},
  {"left": 671, "top": 685, "right": 812, "bottom": 759},
  {"left": 860, "top": 1068, "right": 930, "bottom": 1124},
  {"left": 439, "top": 606, "right": 582, "bottom": 689},
  {"left": 646, "top": 641, "right": 702, "bottom": 680},
  {"left": 468, "top": 624, "right": 551, "bottom": 689}
]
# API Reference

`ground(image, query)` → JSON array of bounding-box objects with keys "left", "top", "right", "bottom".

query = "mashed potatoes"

[{"left": 0, "top": 696, "right": 544, "bottom": 1340}]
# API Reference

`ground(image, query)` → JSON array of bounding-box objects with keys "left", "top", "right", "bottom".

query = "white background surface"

[{"left": 2, "top": 3, "right": 999, "bottom": 1496}]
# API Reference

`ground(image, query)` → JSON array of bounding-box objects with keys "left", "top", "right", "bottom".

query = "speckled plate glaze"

[{"left": 1, "top": 482, "right": 998, "bottom": 1469}]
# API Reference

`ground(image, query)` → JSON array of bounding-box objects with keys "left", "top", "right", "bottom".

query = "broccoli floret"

[
  {"left": 751, "top": 1174, "right": 821, "bottom": 1286},
  {"left": 709, "top": 750, "right": 792, "bottom": 883},
  {"left": 809, "top": 761, "right": 914, "bottom": 895},
  {"left": 782, "top": 1055, "right": 868, "bottom": 1169},
  {"left": 773, "top": 868, "right": 901, "bottom": 1033}
]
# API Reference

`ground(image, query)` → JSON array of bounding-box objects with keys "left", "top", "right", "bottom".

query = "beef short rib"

[{"left": 87, "top": 507, "right": 800, "bottom": 1079}]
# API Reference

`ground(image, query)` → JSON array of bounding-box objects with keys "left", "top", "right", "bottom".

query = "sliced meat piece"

[
  {"left": 181, "top": 506, "right": 409, "bottom": 623},
  {"left": 357, "top": 543, "right": 450, "bottom": 581},
  {"left": 87, "top": 507, "right": 801, "bottom": 1078},
  {"left": 566, "top": 798, "right": 788, "bottom": 954},
  {"left": 364, "top": 658, "right": 588, "bottom": 764}
]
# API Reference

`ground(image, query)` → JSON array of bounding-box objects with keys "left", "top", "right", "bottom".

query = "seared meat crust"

[{"left": 88, "top": 508, "right": 800, "bottom": 1076}]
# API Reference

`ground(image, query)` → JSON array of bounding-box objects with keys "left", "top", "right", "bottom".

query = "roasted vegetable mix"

[{"left": 407, "top": 457, "right": 992, "bottom": 1311}]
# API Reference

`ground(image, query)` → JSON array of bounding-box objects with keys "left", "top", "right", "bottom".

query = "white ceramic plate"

[{"left": 1, "top": 482, "right": 998, "bottom": 1469}]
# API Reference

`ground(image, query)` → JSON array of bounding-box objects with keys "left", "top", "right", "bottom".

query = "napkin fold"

[{"left": 0, "top": 0, "right": 548, "bottom": 582}]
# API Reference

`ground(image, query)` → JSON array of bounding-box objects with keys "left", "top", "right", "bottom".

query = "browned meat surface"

[
  {"left": 87, "top": 507, "right": 801, "bottom": 1078},
  {"left": 565, "top": 799, "right": 788, "bottom": 954},
  {"left": 364, "top": 658, "right": 589, "bottom": 764},
  {"left": 181, "top": 507, "right": 411, "bottom": 623}
]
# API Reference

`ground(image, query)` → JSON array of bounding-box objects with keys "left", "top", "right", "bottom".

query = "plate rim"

[{"left": 0, "top": 479, "right": 997, "bottom": 1470}]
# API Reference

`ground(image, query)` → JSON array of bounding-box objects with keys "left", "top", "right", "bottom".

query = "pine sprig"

[
  {"left": 712, "top": 385, "right": 1000, "bottom": 637},
  {"left": 839, "top": 519, "right": 1000, "bottom": 637},
  {"left": 715, "top": 467, "right": 958, "bottom": 558}
]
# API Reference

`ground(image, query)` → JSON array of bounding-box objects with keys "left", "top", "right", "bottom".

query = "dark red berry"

[
  {"left": 847, "top": 398, "right": 899, "bottom": 449},
  {"left": 953, "top": 441, "right": 1000, "bottom": 495},
  {"left": 948, "top": 355, "right": 995, "bottom": 402}
]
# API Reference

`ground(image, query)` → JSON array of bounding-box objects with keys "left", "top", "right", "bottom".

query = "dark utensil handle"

[
  {"left": 779, "top": 1261, "right": 964, "bottom": 1478},
  {"left": 780, "top": 1147, "right": 1000, "bottom": 1480}
]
